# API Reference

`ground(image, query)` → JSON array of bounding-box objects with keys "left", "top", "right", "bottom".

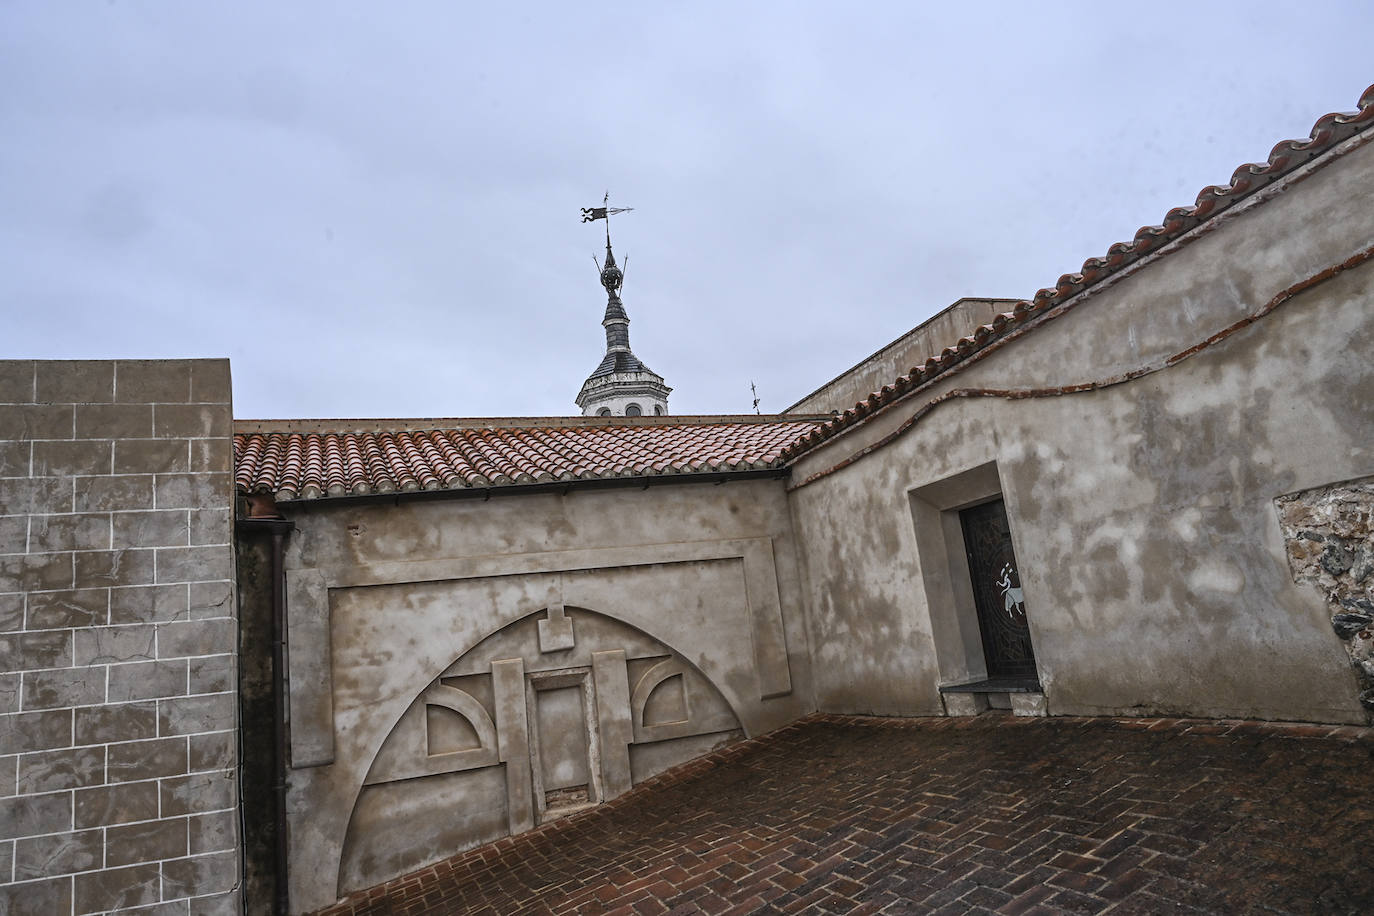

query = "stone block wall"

[{"left": 0, "top": 360, "right": 240, "bottom": 915}]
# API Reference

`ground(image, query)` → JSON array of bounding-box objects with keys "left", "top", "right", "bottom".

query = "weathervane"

[{"left": 584, "top": 191, "right": 634, "bottom": 294}]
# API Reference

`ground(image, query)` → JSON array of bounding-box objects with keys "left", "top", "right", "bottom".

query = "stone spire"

[{"left": 575, "top": 236, "right": 671, "bottom": 417}]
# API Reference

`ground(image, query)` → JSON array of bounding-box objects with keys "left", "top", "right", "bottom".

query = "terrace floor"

[{"left": 316, "top": 713, "right": 1374, "bottom": 915}]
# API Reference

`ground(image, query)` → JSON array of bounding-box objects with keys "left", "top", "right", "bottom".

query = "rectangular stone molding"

[
  {"left": 537, "top": 603, "right": 575, "bottom": 653},
  {"left": 286, "top": 567, "right": 334, "bottom": 767},
  {"left": 309, "top": 536, "right": 794, "bottom": 701},
  {"left": 491, "top": 657, "right": 534, "bottom": 835},
  {"left": 740, "top": 539, "right": 791, "bottom": 698},
  {"left": 591, "top": 649, "right": 633, "bottom": 801}
]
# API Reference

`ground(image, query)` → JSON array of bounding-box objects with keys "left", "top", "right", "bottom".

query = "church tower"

[{"left": 575, "top": 235, "right": 671, "bottom": 417}]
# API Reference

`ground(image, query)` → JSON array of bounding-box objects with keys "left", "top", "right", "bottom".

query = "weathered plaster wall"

[
  {"left": 0, "top": 360, "right": 239, "bottom": 915},
  {"left": 785, "top": 298, "right": 1014, "bottom": 415},
  {"left": 787, "top": 136, "right": 1374, "bottom": 724},
  {"left": 272, "top": 478, "right": 813, "bottom": 913}
]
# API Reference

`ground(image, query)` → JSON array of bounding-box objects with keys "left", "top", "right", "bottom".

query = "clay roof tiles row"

[
  {"left": 234, "top": 420, "right": 823, "bottom": 501},
  {"left": 778, "top": 83, "right": 1374, "bottom": 461}
]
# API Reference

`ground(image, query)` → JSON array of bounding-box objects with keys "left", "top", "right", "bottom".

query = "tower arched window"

[
  {"left": 625, "top": 404, "right": 642, "bottom": 417},
  {"left": 597, "top": 407, "right": 612, "bottom": 417},
  {"left": 654, "top": 405, "right": 664, "bottom": 416}
]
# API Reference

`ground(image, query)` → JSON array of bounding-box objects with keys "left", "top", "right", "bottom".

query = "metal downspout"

[{"left": 270, "top": 523, "right": 290, "bottom": 916}]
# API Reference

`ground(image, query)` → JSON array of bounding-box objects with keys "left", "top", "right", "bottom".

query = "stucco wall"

[
  {"left": 0, "top": 360, "right": 239, "bottom": 915},
  {"left": 270, "top": 478, "right": 814, "bottom": 913},
  {"left": 787, "top": 135, "right": 1374, "bottom": 724}
]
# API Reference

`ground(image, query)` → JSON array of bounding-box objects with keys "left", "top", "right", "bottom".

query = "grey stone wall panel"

[
  {"left": 106, "top": 818, "right": 188, "bottom": 868},
  {"left": 154, "top": 474, "right": 231, "bottom": 512},
  {"left": 30, "top": 440, "right": 112, "bottom": 478},
  {"left": 0, "top": 875, "right": 72, "bottom": 916},
  {"left": 153, "top": 405, "right": 232, "bottom": 440},
  {"left": 1, "top": 631, "right": 71, "bottom": 671},
  {"left": 0, "top": 441, "right": 29, "bottom": 478},
  {"left": 187, "top": 730, "right": 234, "bottom": 772},
  {"left": 74, "top": 702, "right": 158, "bottom": 745},
  {"left": 155, "top": 545, "right": 232, "bottom": 584},
  {"left": 114, "top": 360, "right": 194, "bottom": 405},
  {"left": 161, "top": 771, "right": 235, "bottom": 817},
  {"left": 110, "top": 583, "right": 190, "bottom": 625},
  {"left": 72, "top": 781, "right": 158, "bottom": 828},
  {"left": 17, "top": 745, "right": 105, "bottom": 793},
  {"left": 27, "top": 588, "right": 109, "bottom": 630},
  {"left": 21, "top": 667, "right": 106, "bottom": 709},
  {"left": 107, "top": 659, "right": 188, "bottom": 702},
  {"left": 0, "top": 517, "right": 27, "bottom": 555},
  {"left": 75, "top": 404, "right": 153, "bottom": 439},
  {"left": 188, "top": 809, "right": 236, "bottom": 855},
  {"left": 73, "top": 623, "right": 156, "bottom": 666},
  {"left": 0, "top": 791, "right": 72, "bottom": 840},
  {"left": 73, "top": 548, "right": 155, "bottom": 588},
  {"left": 158, "top": 693, "right": 235, "bottom": 736},
  {"left": 0, "top": 404, "right": 75, "bottom": 441},
  {"left": 162, "top": 851, "right": 238, "bottom": 900},
  {"left": 113, "top": 510, "right": 190, "bottom": 550},
  {"left": 74, "top": 475, "right": 154, "bottom": 513},
  {"left": 0, "top": 552, "right": 74, "bottom": 593},
  {"left": 0, "top": 594, "right": 22, "bottom": 631},
  {"left": 0, "top": 708, "right": 73, "bottom": 754},
  {"left": 106, "top": 736, "right": 187, "bottom": 783},
  {"left": 34, "top": 360, "right": 114, "bottom": 405},
  {"left": 157, "top": 617, "right": 234, "bottom": 659},
  {"left": 0, "top": 477, "right": 73, "bottom": 516},
  {"left": 73, "top": 862, "right": 160, "bottom": 913},
  {"left": 0, "top": 361, "right": 35, "bottom": 402},
  {"left": 114, "top": 438, "right": 191, "bottom": 475},
  {"left": 0, "top": 358, "right": 236, "bottom": 911},
  {"left": 13, "top": 828, "right": 103, "bottom": 879}
]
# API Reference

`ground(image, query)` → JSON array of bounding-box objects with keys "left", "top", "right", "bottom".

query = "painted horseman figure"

[{"left": 575, "top": 193, "right": 672, "bottom": 418}]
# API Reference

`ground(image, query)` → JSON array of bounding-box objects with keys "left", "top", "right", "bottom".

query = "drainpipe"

[{"left": 240, "top": 492, "right": 294, "bottom": 916}]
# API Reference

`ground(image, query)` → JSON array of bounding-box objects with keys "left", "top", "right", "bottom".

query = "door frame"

[
  {"left": 907, "top": 461, "right": 1042, "bottom": 691},
  {"left": 524, "top": 666, "right": 603, "bottom": 823}
]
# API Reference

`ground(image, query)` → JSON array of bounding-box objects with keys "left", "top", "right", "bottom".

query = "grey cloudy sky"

[{"left": 1, "top": 2, "right": 1369, "bottom": 418}]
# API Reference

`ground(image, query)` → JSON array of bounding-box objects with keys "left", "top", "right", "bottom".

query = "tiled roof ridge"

[
  {"left": 234, "top": 414, "right": 823, "bottom": 434},
  {"left": 779, "top": 83, "right": 1374, "bottom": 464},
  {"left": 234, "top": 419, "right": 825, "bottom": 501}
]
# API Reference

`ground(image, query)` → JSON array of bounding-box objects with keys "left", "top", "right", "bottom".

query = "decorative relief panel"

[{"left": 337, "top": 607, "right": 743, "bottom": 896}]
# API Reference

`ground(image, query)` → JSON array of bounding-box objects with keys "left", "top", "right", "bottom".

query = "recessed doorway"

[{"left": 958, "top": 497, "right": 1037, "bottom": 683}]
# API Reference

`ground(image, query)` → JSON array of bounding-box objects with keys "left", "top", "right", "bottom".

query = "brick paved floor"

[{"left": 317, "top": 714, "right": 1374, "bottom": 915}]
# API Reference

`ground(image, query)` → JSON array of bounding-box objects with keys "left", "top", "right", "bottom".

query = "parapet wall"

[
  {"left": 0, "top": 360, "right": 239, "bottom": 915},
  {"left": 784, "top": 297, "right": 1017, "bottom": 415}
]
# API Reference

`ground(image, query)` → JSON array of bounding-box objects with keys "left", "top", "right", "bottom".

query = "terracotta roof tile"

[
  {"left": 779, "top": 82, "right": 1374, "bottom": 462},
  {"left": 235, "top": 418, "right": 824, "bottom": 501}
]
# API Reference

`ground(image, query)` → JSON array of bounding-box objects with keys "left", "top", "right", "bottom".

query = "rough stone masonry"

[
  {"left": 1277, "top": 476, "right": 1374, "bottom": 713},
  {"left": 0, "top": 360, "right": 240, "bottom": 915}
]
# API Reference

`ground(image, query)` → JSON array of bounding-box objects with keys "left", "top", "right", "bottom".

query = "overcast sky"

[{"left": 1, "top": 3, "right": 1369, "bottom": 419}]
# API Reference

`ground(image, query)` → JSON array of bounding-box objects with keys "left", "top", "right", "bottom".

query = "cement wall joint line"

[
  {"left": 787, "top": 239, "right": 1374, "bottom": 492},
  {"left": 284, "top": 536, "right": 793, "bottom": 768}
]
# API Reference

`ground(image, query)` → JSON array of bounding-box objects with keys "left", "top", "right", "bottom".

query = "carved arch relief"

[{"left": 339, "top": 607, "right": 743, "bottom": 897}]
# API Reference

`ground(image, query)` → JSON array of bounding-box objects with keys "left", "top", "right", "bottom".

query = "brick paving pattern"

[{"left": 317, "top": 714, "right": 1374, "bottom": 915}]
